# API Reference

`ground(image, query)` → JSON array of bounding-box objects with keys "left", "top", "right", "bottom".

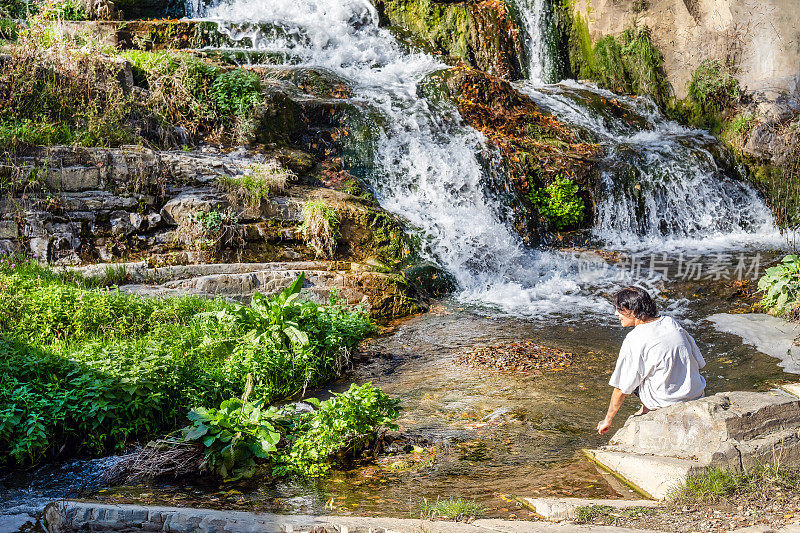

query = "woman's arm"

[{"left": 597, "top": 388, "right": 627, "bottom": 434}]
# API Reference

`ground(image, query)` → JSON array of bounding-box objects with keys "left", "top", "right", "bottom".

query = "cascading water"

[
  {"left": 518, "top": 81, "right": 781, "bottom": 251},
  {"left": 187, "top": 0, "right": 781, "bottom": 318},
  {"left": 513, "top": 0, "right": 554, "bottom": 84}
]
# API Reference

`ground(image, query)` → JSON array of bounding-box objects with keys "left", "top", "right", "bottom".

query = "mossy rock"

[
  {"left": 371, "top": 0, "right": 525, "bottom": 79},
  {"left": 404, "top": 262, "right": 456, "bottom": 297}
]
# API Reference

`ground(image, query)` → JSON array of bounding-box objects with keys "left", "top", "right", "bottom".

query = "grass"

[
  {"left": 0, "top": 254, "right": 373, "bottom": 466},
  {"left": 672, "top": 463, "right": 800, "bottom": 503},
  {"left": 574, "top": 505, "right": 655, "bottom": 524},
  {"left": 217, "top": 162, "right": 295, "bottom": 211},
  {"left": 300, "top": 199, "right": 340, "bottom": 259},
  {"left": 419, "top": 497, "right": 486, "bottom": 522}
]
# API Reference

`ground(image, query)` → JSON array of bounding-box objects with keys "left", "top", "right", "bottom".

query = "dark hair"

[{"left": 614, "top": 286, "right": 658, "bottom": 320}]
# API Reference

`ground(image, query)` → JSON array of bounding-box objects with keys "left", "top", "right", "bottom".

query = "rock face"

[
  {"left": 568, "top": 0, "right": 800, "bottom": 98},
  {"left": 587, "top": 387, "right": 800, "bottom": 499},
  {"left": 0, "top": 145, "right": 425, "bottom": 317},
  {"left": 371, "top": 0, "right": 527, "bottom": 79}
]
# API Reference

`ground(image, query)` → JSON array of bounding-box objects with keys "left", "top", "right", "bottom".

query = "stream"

[{"left": 2, "top": 0, "right": 798, "bottom": 524}]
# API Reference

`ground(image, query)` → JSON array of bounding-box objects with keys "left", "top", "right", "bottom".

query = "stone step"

[
  {"left": 584, "top": 449, "right": 701, "bottom": 500},
  {"left": 518, "top": 497, "right": 659, "bottom": 522},
  {"left": 43, "top": 501, "right": 667, "bottom": 533},
  {"left": 585, "top": 386, "right": 800, "bottom": 500}
]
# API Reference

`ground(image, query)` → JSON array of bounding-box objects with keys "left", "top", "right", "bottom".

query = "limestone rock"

[
  {"left": 608, "top": 391, "right": 800, "bottom": 465},
  {"left": 568, "top": 0, "right": 800, "bottom": 98},
  {"left": 160, "top": 189, "right": 228, "bottom": 225}
]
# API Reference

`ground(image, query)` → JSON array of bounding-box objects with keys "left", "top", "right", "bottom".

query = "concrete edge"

[{"left": 582, "top": 449, "right": 656, "bottom": 500}]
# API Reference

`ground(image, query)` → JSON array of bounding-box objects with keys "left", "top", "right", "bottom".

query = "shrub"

[
  {"left": 757, "top": 254, "right": 800, "bottom": 316},
  {"left": 277, "top": 382, "right": 401, "bottom": 477},
  {"left": 38, "top": 0, "right": 85, "bottom": 20},
  {"left": 300, "top": 199, "right": 340, "bottom": 258},
  {"left": 183, "top": 398, "right": 281, "bottom": 480},
  {"left": 530, "top": 177, "right": 586, "bottom": 230},
  {"left": 211, "top": 69, "right": 261, "bottom": 116},
  {"left": 0, "top": 256, "right": 374, "bottom": 466}
]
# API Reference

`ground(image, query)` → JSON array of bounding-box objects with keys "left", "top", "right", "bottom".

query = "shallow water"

[{"left": 4, "top": 250, "right": 791, "bottom": 520}]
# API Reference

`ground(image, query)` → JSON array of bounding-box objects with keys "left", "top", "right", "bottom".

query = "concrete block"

[{"left": 519, "top": 497, "right": 659, "bottom": 522}]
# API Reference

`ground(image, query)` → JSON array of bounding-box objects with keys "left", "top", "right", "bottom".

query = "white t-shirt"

[{"left": 609, "top": 316, "right": 706, "bottom": 410}]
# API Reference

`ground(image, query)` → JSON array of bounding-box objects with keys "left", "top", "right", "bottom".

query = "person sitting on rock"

[{"left": 597, "top": 286, "right": 706, "bottom": 435}]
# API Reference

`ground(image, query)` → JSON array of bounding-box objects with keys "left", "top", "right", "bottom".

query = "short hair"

[{"left": 614, "top": 286, "right": 658, "bottom": 320}]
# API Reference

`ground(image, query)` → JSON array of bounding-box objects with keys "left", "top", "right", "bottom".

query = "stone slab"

[
  {"left": 607, "top": 390, "right": 800, "bottom": 464},
  {"left": 518, "top": 497, "right": 659, "bottom": 522},
  {"left": 44, "top": 501, "right": 665, "bottom": 533},
  {"left": 585, "top": 449, "right": 700, "bottom": 500}
]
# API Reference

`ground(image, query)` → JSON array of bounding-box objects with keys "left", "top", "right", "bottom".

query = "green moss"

[
  {"left": 671, "top": 59, "right": 740, "bottom": 132},
  {"left": 552, "top": 2, "right": 670, "bottom": 107},
  {"left": 377, "top": 0, "right": 472, "bottom": 63}
]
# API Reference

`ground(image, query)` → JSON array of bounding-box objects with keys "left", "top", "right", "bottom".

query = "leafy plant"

[
  {"left": 300, "top": 199, "right": 340, "bottom": 258},
  {"left": 0, "top": 259, "right": 374, "bottom": 467},
  {"left": 757, "top": 255, "right": 800, "bottom": 316},
  {"left": 530, "top": 177, "right": 586, "bottom": 230},
  {"left": 211, "top": 70, "right": 262, "bottom": 116},
  {"left": 278, "top": 382, "right": 401, "bottom": 477},
  {"left": 183, "top": 398, "right": 281, "bottom": 480}
]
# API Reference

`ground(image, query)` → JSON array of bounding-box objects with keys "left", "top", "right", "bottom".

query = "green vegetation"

[
  {"left": 0, "top": 0, "right": 32, "bottom": 18},
  {"left": 38, "top": 0, "right": 85, "bottom": 20},
  {"left": 573, "top": 504, "right": 656, "bottom": 524},
  {"left": 688, "top": 60, "right": 739, "bottom": 120},
  {"left": 217, "top": 163, "right": 295, "bottom": 210},
  {"left": 0, "top": 19, "right": 267, "bottom": 149},
  {"left": 277, "top": 382, "right": 401, "bottom": 477},
  {"left": 558, "top": 13, "right": 670, "bottom": 107},
  {"left": 530, "top": 177, "right": 586, "bottom": 230},
  {"left": 419, "top": 497, "right": 486, "bottom": 521},
  {"left": 0, "top": 256, "right": 373, "bottom": 466},
  {"left": 300, "top": 199, "right": 341, "bottom": 259},
  {"left": 672, "top": 463, "right": 800, "bottom": 502},
  {"left": 174, "top": 209, "right": 241, "bottom": 254},
  {"left": 757, "top": 255, "right": 800, "bottom": 316},
  {"left": 671, "top": 59, "right": 741, "bottom": 131},
  {"left": 0, "top": 18, "right": 18, "bottom": 40}
]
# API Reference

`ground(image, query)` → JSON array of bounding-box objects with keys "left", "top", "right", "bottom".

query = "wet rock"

[
  {"left": 371, "top": 0, "right": 526, "bottom": 80},
  {"left": 0, "top": 220, "right": 19, "bottom": 240}
]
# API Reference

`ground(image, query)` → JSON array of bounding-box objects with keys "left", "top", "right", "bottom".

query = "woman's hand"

[{"left": 597, "top": 418, "right": 613, "bottom": 434}]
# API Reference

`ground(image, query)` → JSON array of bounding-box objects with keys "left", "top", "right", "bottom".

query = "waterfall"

[
  {"left": 514, "top": 0, "right": 553, "bottom": 84},
  {"left": 519, "top": 82, "right": 780, "bottom": 251},
  {"left": 185, "top": 0, "right": 782, "bottom": 318}
]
